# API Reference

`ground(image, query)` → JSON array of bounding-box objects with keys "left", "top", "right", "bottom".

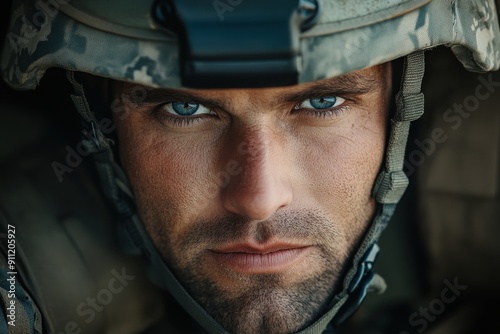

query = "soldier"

[{"left": 0, "top": 0, "right": 499, "bottom": 333}]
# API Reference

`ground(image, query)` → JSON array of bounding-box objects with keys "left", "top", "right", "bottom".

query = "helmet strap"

[{"left": 65, "top": 49, "right": 425, "bottom": 334}]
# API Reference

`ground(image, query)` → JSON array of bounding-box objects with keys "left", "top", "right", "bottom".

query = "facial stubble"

[{"left": 153, "top": 210, "right": 361, "bottom": 334}]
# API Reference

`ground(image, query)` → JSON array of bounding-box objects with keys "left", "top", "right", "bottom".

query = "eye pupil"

[{"left": 172, "top": 102, "right": 199, "bottom": 116}]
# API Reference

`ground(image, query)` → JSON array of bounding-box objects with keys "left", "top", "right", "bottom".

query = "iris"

[
  {"left": 308, "top": 97, "right": 337, "bottom": 109},
  {"left": 172, "top": 102, "right": 200, "bottom": 116}
]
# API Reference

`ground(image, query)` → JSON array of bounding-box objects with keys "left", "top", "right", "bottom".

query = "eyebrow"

[
  {"left": 279, "top": 71, "right": 380, "bottom": 104},
  {"left": 132, "top": 70, "right": 380, "bottom": 109},
  {"left": 138, "top": 88, "right": 226, "bottom": 110}
]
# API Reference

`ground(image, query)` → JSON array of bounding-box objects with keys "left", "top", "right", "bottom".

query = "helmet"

[
  {"left": 3, "top": 0, "right": 499, "bottom": 90},
  {"left": 2, "top": 0, "right": 500, "bottom": 333}
]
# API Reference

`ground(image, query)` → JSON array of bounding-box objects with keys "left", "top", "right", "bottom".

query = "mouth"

[{"left": 210, "top": 243, "right": 313, "bottom": 274}]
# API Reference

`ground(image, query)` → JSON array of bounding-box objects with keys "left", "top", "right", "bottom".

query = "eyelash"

[
  {"left": 292, "top": 103, "right": 350, "bottom": 118},
  {"left": 152, "top": 99, "right": 350, "bottom": 127}
]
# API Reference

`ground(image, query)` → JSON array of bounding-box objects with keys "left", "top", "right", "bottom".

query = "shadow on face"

[{"left": 113, "top": 63, "right": 392, "bottom": 334}]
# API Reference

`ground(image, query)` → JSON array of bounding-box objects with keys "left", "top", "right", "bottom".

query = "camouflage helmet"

[
  {"left": 2, "top": 1, "right": 500, "bottom": 334},
  {"left": 2, "top": 0, "right": 500, "bottom": 90}
]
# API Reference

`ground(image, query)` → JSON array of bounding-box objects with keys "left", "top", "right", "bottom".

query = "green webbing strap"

[
  {"left": 124, "top": 208, "right": 387, "bottom": 334},
  {"left": 65, "top": 70, "right": 344, "bottom": 334},
  {"left": 65, "top": 72, "right": 230, "bottom": 332},
  {"left": 373, "top": 51, "right": 426, "bottom": 204},
  {"left": 65, "top": 51, "right": 426, "bottom": 333},
  {"left": 323, "top": 52, "right": 426, "bottom": 329},
  {"left": 67, "top": 72, "right": 133, "bottom": 216},
  {"left": 297, "top": 204, "right": 395, "bottom": 333},
  {"left": 124, "top": 215, "right": 230, "bottom": 334}
]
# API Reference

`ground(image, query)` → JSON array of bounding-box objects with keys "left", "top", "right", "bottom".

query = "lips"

[{"left": 210, "top": 243, "right": 312, "bottom": 274}]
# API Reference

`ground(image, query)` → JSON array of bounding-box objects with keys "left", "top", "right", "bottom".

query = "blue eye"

[
  {"left": 161, "top": 102, "right": 212, "bottom": 116},
  {"left": 172, "top": 102, "right": 199, "bottom": 115},
  {"left": 300, "top": 96, "right": 345, "bottom": 109}
]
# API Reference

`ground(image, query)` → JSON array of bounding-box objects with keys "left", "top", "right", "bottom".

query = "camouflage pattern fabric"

[{"left": 1, "top": 0, "right": 500, "bottom": 90}]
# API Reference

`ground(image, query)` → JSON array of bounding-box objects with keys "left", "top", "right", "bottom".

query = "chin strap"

[
  {"left": 329, "top": 50, "right": 426, "bottom": 329},
  {"left": 65, "top": 50, "right": 425, "bottom": 334},
  {"left": 373, "top": 51, "right": 426, "bottom": 204}
]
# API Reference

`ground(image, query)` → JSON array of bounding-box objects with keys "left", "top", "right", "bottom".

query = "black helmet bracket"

[{"left": 152, "top": 0, "right": 320, "bottom": 88}]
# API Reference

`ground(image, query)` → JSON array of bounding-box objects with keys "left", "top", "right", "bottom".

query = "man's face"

[{"left": 113, "top": 64, "right": 391, "bottom": 334}]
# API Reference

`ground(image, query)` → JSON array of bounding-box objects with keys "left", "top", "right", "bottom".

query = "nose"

[{"left": 220, "top": 126, "right": 293, "bottom": 221}]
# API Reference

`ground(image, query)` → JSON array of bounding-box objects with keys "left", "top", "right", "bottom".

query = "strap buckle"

[{"left": 333, "top": 243, "right": 380, "bottom": 327}]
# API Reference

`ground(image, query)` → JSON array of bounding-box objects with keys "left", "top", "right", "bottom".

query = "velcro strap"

[
  {"left": 373, "top": 170, "right": 409, "bottom": 204},
  {"left": 395, "top": 93, "right": 425, "bottom": 122},
  {"left": 70, "top": 95, "right": 93, "bottom": 123}
]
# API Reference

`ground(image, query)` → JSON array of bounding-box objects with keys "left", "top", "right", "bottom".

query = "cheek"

[
  {"left": 295, "top": 109, "right": 386, "bottom": 224},
  {"left": 118, "top": 125, "right": 218, "bottom": 235}
]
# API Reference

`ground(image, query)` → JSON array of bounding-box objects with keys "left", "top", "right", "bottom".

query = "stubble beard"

[
  {"left": 153, "top": 210, "right": 359, "bottom": 334},
  {"left": 178, "top": 253, "right": 341, "bottom": 334}
]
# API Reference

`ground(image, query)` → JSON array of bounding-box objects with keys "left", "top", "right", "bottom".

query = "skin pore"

[{"left": 113, "top": 64, "right": 392, "bottom": 334}]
